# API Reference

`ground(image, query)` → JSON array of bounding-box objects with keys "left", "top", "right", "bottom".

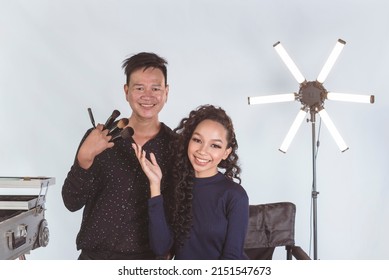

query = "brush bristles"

[
  {"left": 112, "top": 110, "right": 120, "bottom": 118},
  {"left": 117, "top": 118, "right": 129, "bottom": 129},
  {"left": 108, "top": 118, "right": 129, "bottom": 136},
  {"left": 109, "top": 126, "right": 134, "bottom": 142},
  {"left": 121, "top": 127, "right": 134, "bottom": 139}
]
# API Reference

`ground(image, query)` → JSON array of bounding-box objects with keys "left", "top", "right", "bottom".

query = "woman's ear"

[{"left": 223, "top": 147, "right": 232, "bottom": 160}]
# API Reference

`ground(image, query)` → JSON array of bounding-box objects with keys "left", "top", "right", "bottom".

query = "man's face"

[{"left": 124, "top": 67, "right": 168, "bottom": 121}]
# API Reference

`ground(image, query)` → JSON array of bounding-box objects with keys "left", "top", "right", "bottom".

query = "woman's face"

[{"left": 187, "top": 119, "right": 232, "bottom": 178}]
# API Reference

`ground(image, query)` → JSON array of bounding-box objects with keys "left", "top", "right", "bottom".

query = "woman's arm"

[
  {"left": 148, "top": 195, "right": 174, "bottom": 257},
  {"left": 133, "top": 143, "right": 174, "bottom": 257},
  {"left": 221, "top": 190, "right": 249, "bottom": 259}
]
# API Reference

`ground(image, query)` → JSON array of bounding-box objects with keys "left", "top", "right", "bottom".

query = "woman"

[{"left": 133, "top": 104, "right": 249, "bottom": 259}]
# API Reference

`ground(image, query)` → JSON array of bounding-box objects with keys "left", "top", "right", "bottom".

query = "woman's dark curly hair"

[{"left": 171, "top": 104, "right": 241, "bottom": 247}]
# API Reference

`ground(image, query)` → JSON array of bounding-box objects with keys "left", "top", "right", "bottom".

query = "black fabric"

[
  {"left": 245, "top": 202, "right": 295, "bottom": 249},
  {"left": 78, "top": 250, "right": 156, "bottom": 260},
  {"left": 244, "top": 248, "right": 275, "bottom": 260},
  {"left": 244, "top": 202, "right": 304, "bottom": 260},
  {"left": 62, "top": 123, "right": 176, "bottom": 259}
]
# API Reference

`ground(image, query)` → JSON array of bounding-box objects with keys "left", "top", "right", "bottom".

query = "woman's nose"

[{"left": 198, "top": 144, "right": 207, "bottom": 154}]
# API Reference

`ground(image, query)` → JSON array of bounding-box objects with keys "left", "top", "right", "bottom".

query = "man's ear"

[
  {"left": 165, "top": 84, "right": 169, "bottom": 103},
  {"left": 124, "top": 84, "right": 129, "bottom": 101}
]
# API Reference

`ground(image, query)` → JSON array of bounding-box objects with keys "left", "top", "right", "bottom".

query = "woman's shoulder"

[{"left": 218, "top": 174, "right": 248, "bottom": 198}]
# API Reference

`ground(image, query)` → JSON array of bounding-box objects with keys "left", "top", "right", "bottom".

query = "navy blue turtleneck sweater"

[{"left": 148, "top": 172, "right": 249, "bottom": 259}]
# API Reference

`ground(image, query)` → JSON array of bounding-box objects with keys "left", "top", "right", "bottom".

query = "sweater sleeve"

[
  {"left": 61, "top": 159, "right": 100, "bottom": 212},
  {"left": 221, "top": 189, "right": 249, "bottom": 259},
  {"left": 61, "top": 129, "right": 101, "bottom": 212},
  {"left": 148, "top": 195, "right": 174, "bottom": 257}
]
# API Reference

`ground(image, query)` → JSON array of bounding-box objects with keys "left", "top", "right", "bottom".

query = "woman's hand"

[{"left": 132, "top": 143, "right": 162, "bottom": 197}]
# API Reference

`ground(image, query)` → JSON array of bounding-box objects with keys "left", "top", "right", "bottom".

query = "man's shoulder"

[{"left": 159, "top": 122, "right": 177, "bottom": 139}]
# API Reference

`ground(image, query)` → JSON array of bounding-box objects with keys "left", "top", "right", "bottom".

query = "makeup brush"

[
  {"left": 110, "top": 126, "right": 135, "bottom": 142},
  {"left": 87, "top": 108, "right": 96, "bottom": 128},
  {"left": 108, "top": 118, "right": 129, "bottom": 136},
  {"left": 103, "top": 109, "right": 120, "bottom": 129}
]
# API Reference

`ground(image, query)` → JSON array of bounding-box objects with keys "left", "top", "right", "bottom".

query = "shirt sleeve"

[
  {"left": 221, "top": 188, "right": 249, "bottom": 259},
  {"left": 61, "top": 129, "right": 101, "bottom": 212},
  {"left": 148, "top": 195, "right": 174, "bottom": 257},
  {"left": 61, "top": 159, "right": 100, "bottom": 212}
]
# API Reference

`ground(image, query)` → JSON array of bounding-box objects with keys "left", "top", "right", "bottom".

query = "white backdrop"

[{"left": 0, "top": 0, "right": 388, "bottom": 260}]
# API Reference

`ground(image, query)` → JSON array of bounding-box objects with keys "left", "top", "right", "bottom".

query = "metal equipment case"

[{"left": 0, "top": 177, "right": 55, "bottom": 259}]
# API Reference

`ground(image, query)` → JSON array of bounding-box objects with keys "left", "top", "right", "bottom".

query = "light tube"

[
  {"left": 327, "top": 92, "right": 374, "bottom": 104},
  {"left": 318, "top": 108, "right": 349, "bottom": 152},
  {"left": 248, "top": 93, "right": 296, "bottom": 105},
  {"left": 317, "top": 39, "right": 346, "bottom": 83},
  {"left": 279, "top": 109, "right": 307, "bottom": 153},
  {"left": 274, "top": 42, "right": 306, "bottom": 84}
]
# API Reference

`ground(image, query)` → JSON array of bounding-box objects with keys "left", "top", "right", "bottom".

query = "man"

[{"left": 62, "top": 52, "right": 175, "bottom": 259}]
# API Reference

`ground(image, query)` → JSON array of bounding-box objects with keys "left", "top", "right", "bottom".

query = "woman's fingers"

[
  {"left": 149, "top": 152, "right": 158, "bottom": 166},
  {"left": 132, "top": 143, "right": 142, "bottom": 158}
]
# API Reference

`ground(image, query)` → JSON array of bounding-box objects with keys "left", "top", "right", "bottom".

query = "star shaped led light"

[
  {"left": 248, "top": 39, "right": 374, "bottom": 153},
  {"left": 248, "top": 39, "right": 374, "bottom": 260}
]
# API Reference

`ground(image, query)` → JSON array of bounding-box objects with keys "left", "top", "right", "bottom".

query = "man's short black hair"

[{"left": 122, "top": 52, "right": 168, "bottom": 85}]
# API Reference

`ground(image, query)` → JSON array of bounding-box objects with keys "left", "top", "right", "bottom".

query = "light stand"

[
  {"left": 299, "top": 81, "right": 330, "bottom": 261},
  {"left": 248, "top": 39, "right": 374, "bottom": 260},
  {"left": 310, "top": 110, "right": 318, "bottom": 260}
]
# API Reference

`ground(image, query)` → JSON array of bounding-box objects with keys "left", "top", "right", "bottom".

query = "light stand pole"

[
  {"left": 248, "top": 39, "right": 374, "bottom": 260},
  {"left": 310, "top": 110, "right": 319, "bottom": 260},
  {"left": 298, "top": 81, "right": 333, "bottom": 260}
]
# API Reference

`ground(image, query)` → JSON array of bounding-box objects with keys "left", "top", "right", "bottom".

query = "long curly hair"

[{"left": 171, "top": 104, "right": 241, "bottom": 247}]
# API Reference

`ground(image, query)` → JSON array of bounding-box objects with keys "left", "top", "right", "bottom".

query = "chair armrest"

[{"left": 289, "top": 246, "right": 311, "bottom": 260}]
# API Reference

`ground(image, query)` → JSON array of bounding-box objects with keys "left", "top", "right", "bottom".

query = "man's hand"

[{"left": 77, "top": 124, "right": 114, "bottom": 169}]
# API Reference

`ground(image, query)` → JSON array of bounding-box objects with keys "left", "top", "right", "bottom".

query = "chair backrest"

[{"left": 244, "top": 202, "right": 296, "bottom": 260}]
